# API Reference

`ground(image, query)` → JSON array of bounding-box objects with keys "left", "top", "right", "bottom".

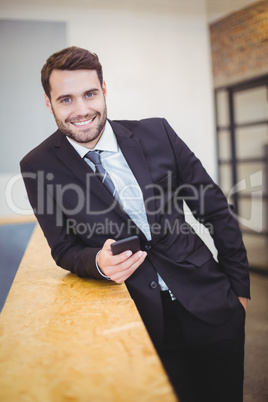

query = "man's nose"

[{"left": 74, "top": 98, "right": 89, "bottom": 116}]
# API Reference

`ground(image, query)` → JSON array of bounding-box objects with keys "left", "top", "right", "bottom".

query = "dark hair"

[{"left": 41, "top": 46, "right": 103, "bottom": 99}]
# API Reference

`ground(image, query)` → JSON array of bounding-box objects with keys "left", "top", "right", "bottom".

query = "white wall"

[{"left": 0, "top": 0, "right": 216, "bottom": 219}]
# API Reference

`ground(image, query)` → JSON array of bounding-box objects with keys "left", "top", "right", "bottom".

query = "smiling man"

[
  {"left": 20, "top": 46, "right": 250, "bottom": 402},
  {"left": 45, "top": 69, "right": 107, "bottom": 147}
]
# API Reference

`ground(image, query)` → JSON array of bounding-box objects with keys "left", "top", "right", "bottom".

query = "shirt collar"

[{"left": 66, "top": 120, "right": 118, "bottom": 158}]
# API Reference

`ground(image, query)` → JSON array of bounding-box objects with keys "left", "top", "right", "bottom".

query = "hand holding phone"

[
  {"left": 111, "top": 236, "right": 140, "bottom": 255},
  {"left": 97, "top": 237, "right": 146, "bottom": 284}
]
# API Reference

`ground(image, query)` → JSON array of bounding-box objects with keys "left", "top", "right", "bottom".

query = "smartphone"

[{"left": 111, "top": 236, "right": 140, "bottom": 255}]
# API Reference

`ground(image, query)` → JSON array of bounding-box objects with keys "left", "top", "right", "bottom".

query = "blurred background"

[{"left": 0, "top": 0, "right": 267, "bottom": 400}]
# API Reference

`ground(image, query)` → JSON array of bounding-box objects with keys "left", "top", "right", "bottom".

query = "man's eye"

[
  {"left": 61, "top": 98, "right": 71, "bottom": 104},
  {"left": 85, "top": 92, "right": 94, "bottom": 99}
]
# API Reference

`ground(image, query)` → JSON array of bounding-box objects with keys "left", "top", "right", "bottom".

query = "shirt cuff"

[{"left": 95, "top": 250, "right": 111, "bottom": 280}]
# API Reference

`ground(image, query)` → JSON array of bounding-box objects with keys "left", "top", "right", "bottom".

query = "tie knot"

[{"left": 85, "top": 150, "right": 101, "bottom": 166}]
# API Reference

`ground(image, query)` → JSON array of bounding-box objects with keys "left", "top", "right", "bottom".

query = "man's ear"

[
  {"left": 102, "top": 81, "right": 107, "bottom": 98},
  {"left": 44, "top": 93, "right": 53, "bottom": 114}
]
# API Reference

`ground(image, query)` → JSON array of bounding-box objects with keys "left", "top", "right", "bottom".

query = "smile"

[{"left": 71, "top": 117, "right": 96, "bottom": 126}]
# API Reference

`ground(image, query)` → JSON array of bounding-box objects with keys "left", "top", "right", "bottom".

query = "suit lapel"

[
  {"left": 54, "top": 131, "right": 90, "bottom": 178},
  {"left": 53, "top": 131, "right": 119, "bottom": 206}
]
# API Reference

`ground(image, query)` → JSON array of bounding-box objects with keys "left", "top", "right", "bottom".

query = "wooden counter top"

[{"left": 0, "top": 225, "right": 177, "bottom": 401}]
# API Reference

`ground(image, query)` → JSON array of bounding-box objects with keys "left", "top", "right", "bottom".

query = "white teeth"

[{"left": 72, "top": 117, "right": 94, "bottom": 126}]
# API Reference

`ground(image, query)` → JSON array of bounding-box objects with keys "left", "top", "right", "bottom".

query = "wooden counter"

[{"left": 0, "top": 225, "right": 177, "bottom": 401}]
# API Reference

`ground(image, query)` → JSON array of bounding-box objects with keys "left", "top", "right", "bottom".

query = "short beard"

[{"left": 52, "top": 104, "right": 107, "bottom": 145}]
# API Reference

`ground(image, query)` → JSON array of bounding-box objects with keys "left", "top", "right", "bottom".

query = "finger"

[
  {"left": 100, "top": 250, "right": 133, "bottom": 276},
  {"left": 110, "top": 252, "right": 147, "bottom": 283},
  {"left": 100, "top": 249, "right": 146, "bottom": 278},
  {"left": 115, "top": 250, "right": 145, "bottom": 270},
  {"left": 111, "top": 250, "right": 133, "bottom": 264},
  {"left": 102, "top": 238, "right": 116, "bottom": 253}
]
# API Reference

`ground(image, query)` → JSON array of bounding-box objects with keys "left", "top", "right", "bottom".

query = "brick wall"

[{"left": 209, "top": 0, "right": 268, "bottom": 87}]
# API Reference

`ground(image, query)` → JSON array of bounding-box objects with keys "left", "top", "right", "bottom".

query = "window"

[{"left": 215, "top": 76, "right": 268, "bottom": 272}]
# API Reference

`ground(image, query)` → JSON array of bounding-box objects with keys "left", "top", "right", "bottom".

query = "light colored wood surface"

[
  {"left": 0, "top": 214, "right": 36, "bottom": 225},
  {"left": 0, "top": 225, "right": 177, "bottom": 401}
]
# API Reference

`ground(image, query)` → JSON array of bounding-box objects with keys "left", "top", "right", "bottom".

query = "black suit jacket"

[{"left": 20, "top": 118, "right": 250, "bottom": 347}]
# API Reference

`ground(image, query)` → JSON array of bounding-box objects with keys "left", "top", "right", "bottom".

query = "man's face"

[{"left": 45, "top": 69, "right": 107, "bottom": 149}]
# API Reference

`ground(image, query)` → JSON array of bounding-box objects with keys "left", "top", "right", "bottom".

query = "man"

[{"left": 20, "top": 46, "right": 250, "bottom": 402}]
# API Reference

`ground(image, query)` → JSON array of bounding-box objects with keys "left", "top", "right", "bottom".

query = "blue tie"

[{"left": 85, "top": 151, "right": 118, "bottom": 199}]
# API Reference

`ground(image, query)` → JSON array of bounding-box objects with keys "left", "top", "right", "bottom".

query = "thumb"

[{"left": 102, "top": 238, "right": 116, "bottom": 252}]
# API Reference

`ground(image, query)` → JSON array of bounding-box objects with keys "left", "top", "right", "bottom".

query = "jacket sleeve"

[
  {"left": 20, "top": 159, "right": 105, "bottom": 280},
  {"left": 162, "top": 119, "right": 250, "bottom": 299}
]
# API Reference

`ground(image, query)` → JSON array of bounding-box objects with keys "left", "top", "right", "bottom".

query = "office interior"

[{"left": 0, "top": 0, "right": 267, "bottom": 400}]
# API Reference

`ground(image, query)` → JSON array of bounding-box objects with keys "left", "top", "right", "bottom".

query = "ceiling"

[
  {"left": 1, "top": 0, "right": 261, "bottom": 22},
  {"left": 206, "top": 0, "right": 261, "bottom": 23}
]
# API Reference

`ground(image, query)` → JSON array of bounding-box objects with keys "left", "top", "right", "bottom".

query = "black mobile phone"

[{"left": 111, "top": 236, "right": 140, "bottom": 255}]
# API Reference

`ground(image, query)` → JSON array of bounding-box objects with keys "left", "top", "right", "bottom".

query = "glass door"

[{"left": 215, "top": 76, "right": 268, "bottom": 272}]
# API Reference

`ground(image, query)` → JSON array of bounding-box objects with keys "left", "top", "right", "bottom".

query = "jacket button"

[
  {"left": 145, "top": 244, "right": 151, "bottom": 251},
  {"left": 150, "top": 281, "right": 158, "bottom": 289}
]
